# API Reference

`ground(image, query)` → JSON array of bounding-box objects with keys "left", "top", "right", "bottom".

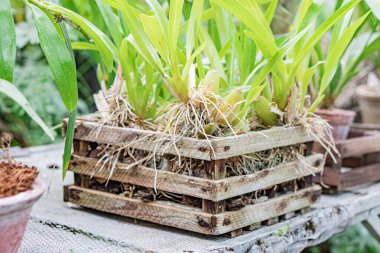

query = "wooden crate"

[
  {"left": 64, "top": 118, "right": 323, "bottom": 236},
  {"left": 315, "top": 128, "right": 380, "bottom": 193}
]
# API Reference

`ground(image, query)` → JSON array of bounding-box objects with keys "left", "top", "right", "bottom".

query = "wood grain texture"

[
  {"left": 210, "top": 126, "right": 314, "bottom": 160},
  {"left": 71, "top": 120, "right": 212, "bottom": 160},
  {"left": 64, "top": 184, "right": 321, "bottom": 235},
  {"left": 65, "top": 119, "right": 315, "bottom": 160},
  {"left": 70, "top": 154, "right": 215, "bottom": 200},
  {"left": 338, "top": 163, "right": 380, "bottom": 191},
  {"left": 214, "top": 154, "right": 323, "bottom": 200},
  {"left": 336, "top": 131, "right": 380, "bottom": 158},
  {"left": 70, "top": 154, "right": 323, "bottom": 201},
  {"left": 319, "top": 129, "right": 380, "bottom": 192}
]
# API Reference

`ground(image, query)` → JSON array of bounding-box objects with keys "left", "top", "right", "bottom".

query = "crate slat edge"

[
  {"left": 214, "top": 153, "right": 324, "bottom": 200},
  {"left": 70, "top": 154, "right": 323, "bottom": 201},
  {"left": 64, "top": 184, "right": 321, "bottom": 235},
  {"left": 211, "top": 126, "right": 315, "bottom": 160},
  {"left": 72, "top": 120, "right": 212, "bottom": 160}
]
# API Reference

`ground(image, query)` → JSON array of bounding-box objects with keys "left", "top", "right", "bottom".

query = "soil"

[{"left": 0, "top": 162, "right": 38, "bottom": 198}]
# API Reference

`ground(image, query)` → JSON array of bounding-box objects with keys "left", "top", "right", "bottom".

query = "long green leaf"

[
  {"left": 0, "top": 0, "right": 16, "bottom": 82},
  {"left": 265, "top": 0, "right": 278, "bottom": 23},
  {"left": 168, "top": 0, "right": 184, "bottom": 77},
  {"left": 311, "top": 11, "right": 370, "bottom": 110},
  {"left": 30, "top": 4, "right": 78, "bottom": 112},
  {"left": 140, "top": 14, "right": 169, "bottom": 61},
  {"left": 186, "top": 0, "right": 204, "bottom": 59},
  {"left": 44, "top": 2, "right": 118, "bottom": 72},
  {"left": 63, "top": 109, "right": 76, "bottom": 179},
  {"left": 95, "top": 0, "right": 123, "bottom": 47},
  {"left": 0, "top": 79, "right": 54, "bottom": 140},
  {"left": 116, "top": 0, "right": 164, "bottom": 74},
  {"left": 290, "top": 0, "right": 362, "bottom": 82},
  {"left": 199, "top": 27, "right": 227, "bottom": 81},
  {"left": 212, "top": 0, "right": 277, "bottom": 58}
]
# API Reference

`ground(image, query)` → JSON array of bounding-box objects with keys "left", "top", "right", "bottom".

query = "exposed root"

[{"left": 298, "top": 113, "right": 339, "bottom": 164}]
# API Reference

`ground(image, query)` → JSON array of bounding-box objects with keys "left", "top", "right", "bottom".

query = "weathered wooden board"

[
  {"left": 210, "top": 126, "right": 314, "bottom": 160},
  {"left": 64, "top": 184, "right": 321, "bottom": 235},
  {"left": 70, "top": 120, "right": 212, "bottom": 160},
  {"left": 317, "top": 128, "right": 380, "bottom": 193},
  {"left": 336, "top": 133, "right": 380, "bottom": 158},
  {"left": 70, "top": 154, "right": 215, "bottom": 200},
  {"left": 213, "top": 154, "right": 323, "bottom": 200},
  {"left": 338, "top": 163, "right": 380, "bottom": 191},
  {"left": 70, "top": 154, "right": 323, "bottom": 201},
  {"left": 66, "top": 119, "right": 315, "bottom": 160}
]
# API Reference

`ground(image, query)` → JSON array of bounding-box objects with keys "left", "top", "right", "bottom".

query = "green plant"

[
  {"left": 1, "top": 0, "right": 372, "bottom": 177},
  {"left": 211, "top": 0, "right": 366, "bottom": 116},
  {"left": 2, "top": 0, "right": 117, "bottom": 177},
  {"left": 309, "top": 1, "right": 380, "bottom": 109},
  {"left": 0, "top": 15, "right": 90, "bottom": 146}
]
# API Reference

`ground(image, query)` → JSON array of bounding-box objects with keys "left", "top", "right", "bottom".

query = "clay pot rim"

[
  {"left": 357, "top": 86, "right": 380, "bottom": 101},
  {"left": 315, "top": 108, "right": 356, "bottom": 117},
  {"left": 315, "top": 108, "right": 356, "bottom": 126},
  {"left": 0, "top": 177, "right": 45, "bottom": 215}
]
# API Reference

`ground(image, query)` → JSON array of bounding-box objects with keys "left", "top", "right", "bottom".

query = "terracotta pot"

[
  {"left": 357, "top": 86, "right": 380, "bottom": 124},
  {"left": 315, "top": 108, "right": 356, "bottom": 141},
  {"left": 0, "top": 178, "right": 45, "bottom": 253}
]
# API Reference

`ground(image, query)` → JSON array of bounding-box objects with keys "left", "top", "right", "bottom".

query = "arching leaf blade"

[
  {"left": 0, "top": 79, "right": 54, "bottom": 140},
  {"left": 29, "top": 5, "right": 78, "bottom": 112},
  {"left": 0, "top": 0, "right": 16, "bottom": 82}
]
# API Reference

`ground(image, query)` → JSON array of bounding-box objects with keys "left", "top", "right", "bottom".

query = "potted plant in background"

[
  {"left": 355, "top": 0, "right": 380, "bottom": 125},
  {"left": 307, "top": 1, "right": 379, "bottom": 141},
  {"left": 0, "top": 134, "right": 45, "bottom": 253},
  {"left": 302, "top": 1, "right": 380, "bottom": 192}
]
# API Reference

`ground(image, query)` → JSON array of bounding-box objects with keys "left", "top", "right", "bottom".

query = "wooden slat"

[
  {"left": 66, "top": 119, "right": 314, "bottom": 160},
  {"left": 70, "top": 120, "right": 212, "bottom": 160},
  {"left": 64, "top": 185, "right": 321, "bottom": 235},
  {"left": 338, "top": 163, "right": 380, "bottom": 191},
  {"left": 70, "top": 155, "right": 214, "bottom": 200},
  {"left": 336, "top": 133, "right": 380, "bottom": 158},
  {"left": 213, "top": 154, "right": 323, "bottom": 200},
  {"left": 352, "top": 123, "right": 380, "bottom": 131},
  {"left": 210, "top": 126, "right": 314, "bottom": 160},
  {"left": 70, "top": 154, "right": 323, "bottom": 201}
]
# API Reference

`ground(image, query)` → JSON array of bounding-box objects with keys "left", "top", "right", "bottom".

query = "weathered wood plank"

[
  {"left": 70, "top": 155, "right": 215, "bottom": 200},
  {"left": 66, "top": 119, "right": 314, "bottom": 160},
  {"left": 214, "top": 185, "right": 322, "bottom": 234},
  {"left": 352, "top": 123, "right": 380, "bottom": 131},
  {"left": 210, "top": 126, "right": 314, "bottom": 160},
  {"left": 336, "top": 132, "right": 380, "bottom": 158},
  {"left": 339, "top": 163, "right": 380, "bottom": 191},
  {"left": 213, "top": 154, "right": 323, "bottom": 200},
  {"left": 70, "top": 120, "right": 212, "bottom": 160},
  {"left": 70, "top": 154, "right": 323, "bottom": 201},
  {"left": 64, "top": 184, "right": 321, "bottom": 235}
]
